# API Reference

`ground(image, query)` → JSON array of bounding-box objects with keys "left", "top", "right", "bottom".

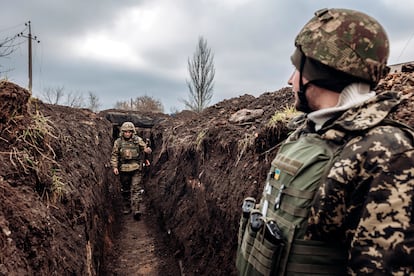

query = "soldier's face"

[
  {"left": 122, "top": 130, "right": 133, "bottom": 139},
  {"left": 288, "top": 69, "right": 309, "bottom": 111},
  {"left": 288, "top": 69, "right": 340, "bottom": 112}
]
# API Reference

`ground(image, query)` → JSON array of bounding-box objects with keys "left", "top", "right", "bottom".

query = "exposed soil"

[
  {"left": 103, "top": 205, "right": 181, "bottom": 276},
  {"left": 0, "top": 80, "right": 117, "bottom": 275},
  {"left": 1, "top": 71, "right": 413, "bottom": 276}
]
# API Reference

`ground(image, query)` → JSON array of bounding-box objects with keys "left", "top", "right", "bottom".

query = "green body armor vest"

[
  {"left": 236, "top": 132, "right": 347, "bottom": 276},
  {"left": 118, "top": 138, "right": 141, "bottom": 172}
]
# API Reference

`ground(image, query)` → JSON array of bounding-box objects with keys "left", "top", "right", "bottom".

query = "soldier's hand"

[
  {"left": 113, "top": 168, "right": 119, "bottom": 175},
  {"left": 144, "top": 147, "right": 152, "bottom": 154}
]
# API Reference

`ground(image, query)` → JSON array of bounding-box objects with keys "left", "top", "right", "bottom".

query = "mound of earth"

[
  {"left": 0, "top": 80, "right": 121, "bottom": 275},
  {"left": 0, "top": 71, "right": 413, "bottom": 275}
]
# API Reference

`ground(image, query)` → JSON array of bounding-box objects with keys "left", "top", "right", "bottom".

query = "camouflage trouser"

[{"left": 119, "top": 170, "right": 143, "bottom": 213}]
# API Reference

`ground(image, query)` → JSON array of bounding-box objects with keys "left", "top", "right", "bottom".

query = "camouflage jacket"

[
  {"left": 292, "top": 91, "right": 414, "bottom": 275},
  {"left": 110, "top": 134, "right": 147, "bottom": 172}
]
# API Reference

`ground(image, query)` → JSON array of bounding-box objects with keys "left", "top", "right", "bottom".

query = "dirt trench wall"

[
  {"left": 145, "top": 90, "right": 295, "bottom": 275},
  {"left": 0, "top": 81, "right": 119, "bottom": 275}
]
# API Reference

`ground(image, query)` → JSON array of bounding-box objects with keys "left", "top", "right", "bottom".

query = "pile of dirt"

[
  {"left": 1, "top": 71, "right": 413, "bottom": 276},
  {"left": 0, "top": 80, "right": 119, "bottom": 275}
]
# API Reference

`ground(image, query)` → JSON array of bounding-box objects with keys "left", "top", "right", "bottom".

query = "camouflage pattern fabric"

[
  {"left": 111, "top": 134, "right": 148, "bottom": 214},
  {"left": 110, "top": 134, "right": 147, "bottom": 172},
  {"left": 301, "top": 91, "right": 414, "bottom": 274},
  {"left": 130, "top": 170, "right": 144, "bottom": 213},
  {"left": 294, "top": 8, "right": 389, "bottom": 85},
  {"left": 120, "top": 170, "right": 143, "bottom": 213}
]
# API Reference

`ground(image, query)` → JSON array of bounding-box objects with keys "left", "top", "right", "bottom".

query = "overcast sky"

[{"left": 1, "top": 0, "right": 413, "bottom": 112}]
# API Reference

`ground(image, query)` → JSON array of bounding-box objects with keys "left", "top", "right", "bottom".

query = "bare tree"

[
  {"left": 135, "top": 95, "right": 164, "bottom": 113},
  {"left": 40, "top": 86, "right": 84, "bottom": 107},
  {"left": 41, "top": 86, "right": 65, "bottom": 105},
  {"left": 114, "top": 95, "right": 164, "bottom": 113},
  {"left": 87, "top": 91, "right": 101, "bottom": 112},
  {"left": 40, "top": 86, "right": 101, "bottom": 111},
  {"left": 65, "top": 91, "right": 84, "bottom": 108},
  {"left": 114, "top": 100, "right": 133, "bottom": 110},
  {"left": 184, "top": 36, "right": 215, "bottom": 113},
  {"left": 0, "top": 35, "right": 20, "bottom": 74},
  {"left": 0, "top": 36, "right": 18, "bottom": 58}
]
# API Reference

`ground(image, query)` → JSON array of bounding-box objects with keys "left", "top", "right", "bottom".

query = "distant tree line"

[
  {"left": 39, "top": 87, "right": 165, "bottom": 113},
  {"left": 39, "top": 86, "right": 101, "bottom": 112},
  {"left": 114, "top": 95, "right": 164, "bottom": 113}
]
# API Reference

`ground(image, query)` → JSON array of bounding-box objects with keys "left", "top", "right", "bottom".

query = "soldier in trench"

[
  {"left": 236, "top": 8, "right": 414, "bottom": 275},
  {"left": 110, "top": 121, "right": 152, "bottom": 220}
]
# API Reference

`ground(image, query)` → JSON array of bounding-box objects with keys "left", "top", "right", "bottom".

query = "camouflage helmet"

[
  {"left": 120, "top": 121, "right": 135, "bottom": 133},
  {"left": 294, "top": 8, "right": 389, "bottom": 85}
]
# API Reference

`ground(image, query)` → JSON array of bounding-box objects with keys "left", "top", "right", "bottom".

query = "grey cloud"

[{"left": 2, "top": 0, "right": 414, "bottom": 113}]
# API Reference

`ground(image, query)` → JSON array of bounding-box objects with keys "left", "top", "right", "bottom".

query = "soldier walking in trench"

[{"left": 111, "top": 121, "right": 152, "bottom": 220}]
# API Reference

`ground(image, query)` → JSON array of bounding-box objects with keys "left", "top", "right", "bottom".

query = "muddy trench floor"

[{"left": 104, "top": 202, "right": 182, "bottom": 276}]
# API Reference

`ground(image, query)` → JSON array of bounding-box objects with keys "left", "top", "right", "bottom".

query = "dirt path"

[{"left": 105, "top": 204, "right": 182, "bottom": 276}]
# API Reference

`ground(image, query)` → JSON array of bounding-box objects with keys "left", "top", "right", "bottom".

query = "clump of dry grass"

[
  {"left": 7, "top": 107, "right": 66, "bottom": 203},
  {"left": 235, "top": 133, "right": 255, "bottom": 166},
  {"left": 196, "top": 129, "right": 208, "bottom": 150},
  {"left": 268, "top": 105, "right": 299, "bottom": 126}
]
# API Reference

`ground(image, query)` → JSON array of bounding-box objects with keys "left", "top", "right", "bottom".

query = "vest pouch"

[
  {"left": 236, "top": 214, "right": 249, "bottom": 271},
  {"left": 120, "top": 162, "right": 140, "bottom": 172},
  {"left": 120, "top": 148, "right": 139, "bottom": 160},
  {"left": 236, "top": 215, "right": 258, "bottom": 275},
  {"left": 237, "top": 197, "right": 257, "bottom": 248},
  {"left": 236, "top": 212, "right": 286, "bottom": 276},
  {"left": 237, "top": 210, "right": 260, "bottom": 274},
  {"left": 237, "top": 215, "right": 249, "bottom": 250},
  {"left": 268, "top": 213, "right": 297, "bottom": 275}
]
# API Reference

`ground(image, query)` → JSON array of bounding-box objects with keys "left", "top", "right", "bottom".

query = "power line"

[
  {"left": 396, "top": 31, "right": 414, "bottom": 63},
  {"left": 0, "top": 24, "right": 26, "bottom": 57},
  {"left": 0, "top": 22, "right": 27, "bottom": 34}
]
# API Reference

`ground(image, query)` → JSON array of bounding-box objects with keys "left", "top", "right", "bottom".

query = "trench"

[
  {"left": 102, "top": 199, "right": 182, "bottom": 275},
  {"left": 101, "top": 120, "right": 182, "bottom": 275}
]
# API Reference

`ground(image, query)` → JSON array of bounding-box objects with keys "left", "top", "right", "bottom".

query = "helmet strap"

[{"left": 297, "top": 53, "right": 313, "bottom": 113}]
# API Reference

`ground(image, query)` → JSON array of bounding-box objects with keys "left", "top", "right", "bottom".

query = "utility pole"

[{"left": 18, "top": 21, "right": 40, "bottom": 93}]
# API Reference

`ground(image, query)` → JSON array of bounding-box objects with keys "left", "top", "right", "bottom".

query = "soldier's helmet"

[
  {"left": 294, "top": 8, "right": 389, "bottom": 86},
  {"left": 120, "top": 122, "right": 135, "bottom": 133}
]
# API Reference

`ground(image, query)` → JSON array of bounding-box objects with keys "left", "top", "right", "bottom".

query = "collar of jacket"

[{"left": 322, "top": 91, "right": 402, "bottom": 132}]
